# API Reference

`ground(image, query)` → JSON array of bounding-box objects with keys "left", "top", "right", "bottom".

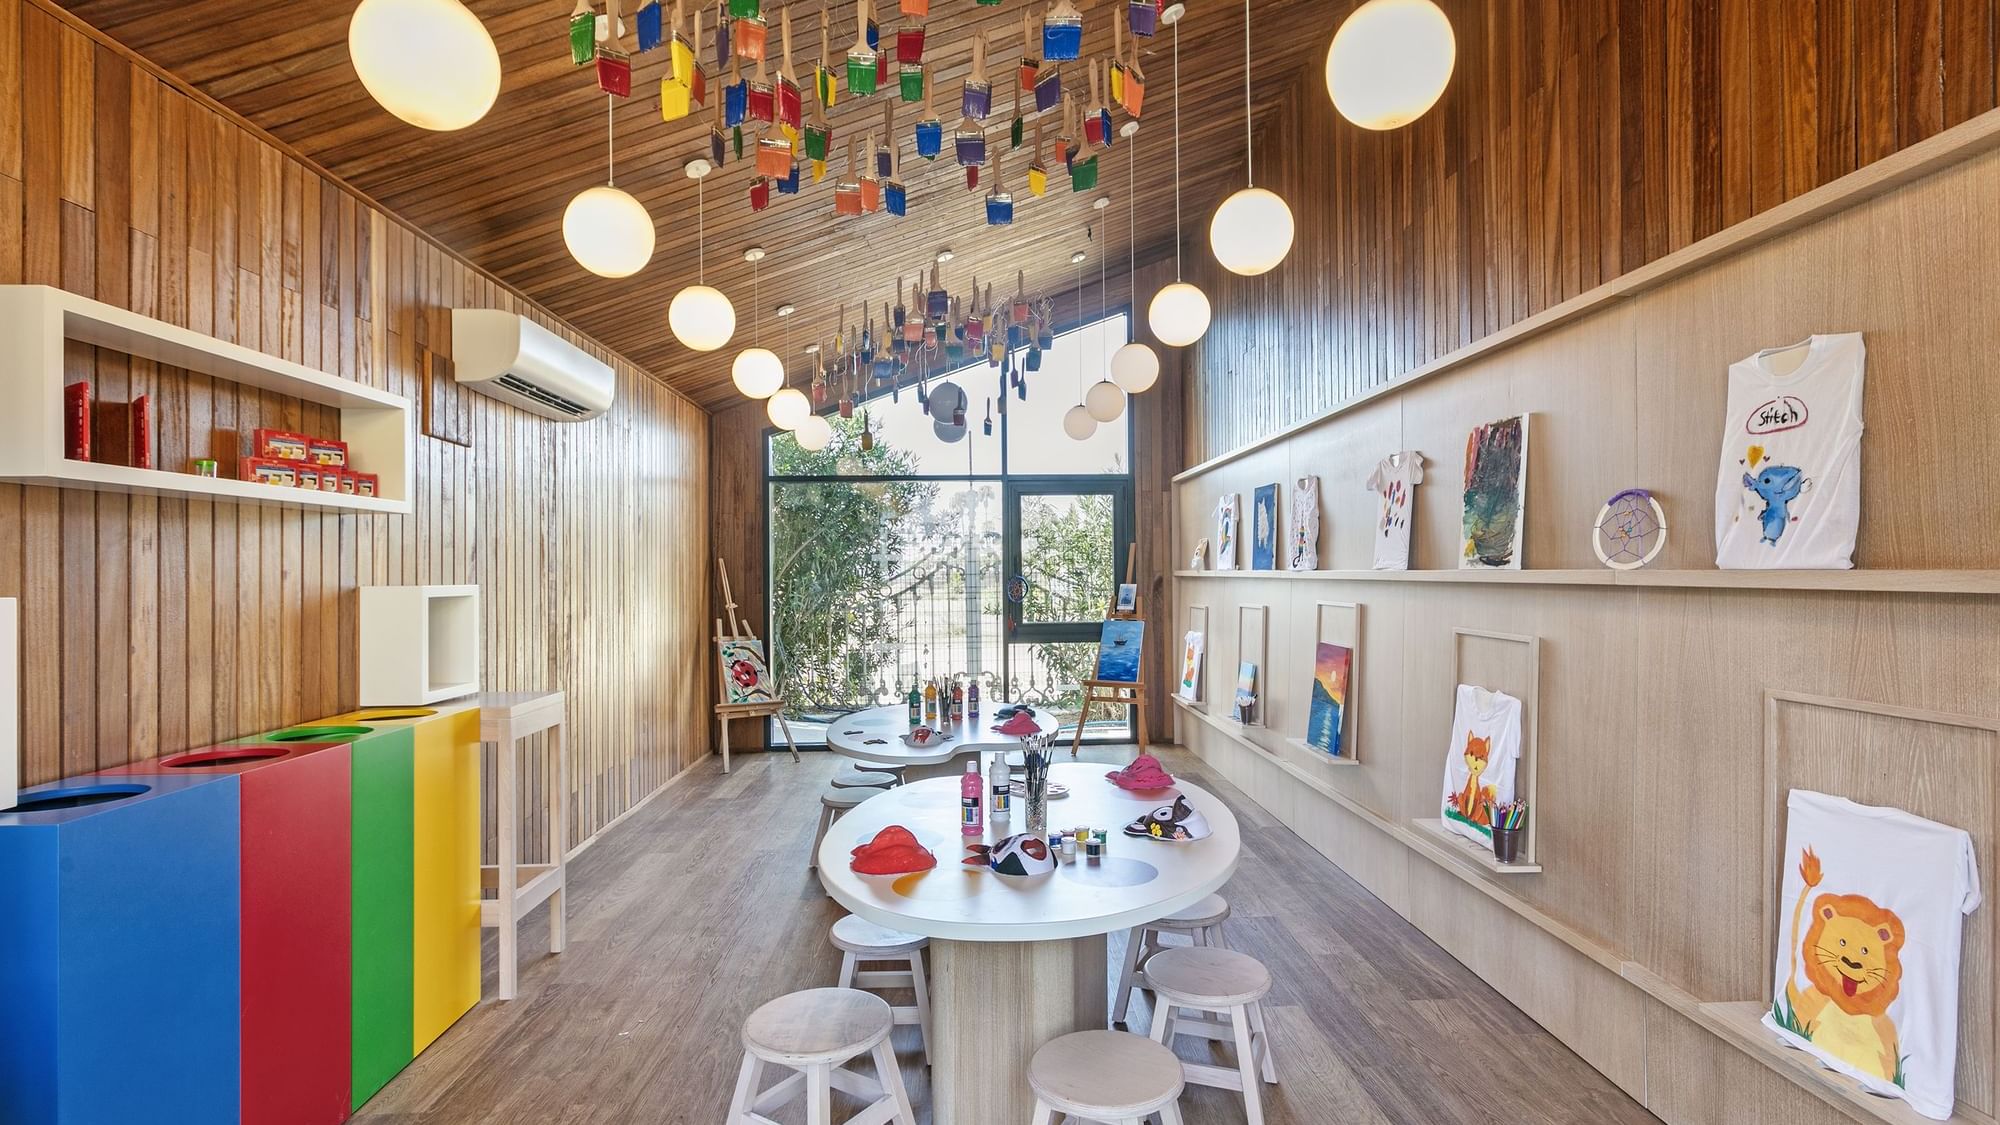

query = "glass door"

[{"left": 1002, "top": 479, "right": 1134, "bottom": 740}]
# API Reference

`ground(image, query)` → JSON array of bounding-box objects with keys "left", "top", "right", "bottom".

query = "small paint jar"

[
  {"left": 1061, "top": 836, "right": 1076, "bottom": 860},
  {"left": 193, "top": 459, "right": 218, "bottom": 478},
  {"left": 1085, "top": 834, "right": 1103, "bottom": 860}
]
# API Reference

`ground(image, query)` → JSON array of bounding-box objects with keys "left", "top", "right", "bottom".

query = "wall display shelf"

[
  {"left": 1409, "top": 818, "right": 1543, "bottom": 875},
  {"left": 1178, "top": 604, "right": 1210, "bottom": 710},
  {"left": 360, "top": 585, "right": 481, "bottom": 705},
  {"left": 0, "top": 285, "right": 413, "bottom": 514},
  {"left": 1280, "top": 738, "right": 1361, "bottom": 767},
  {"left": 0, "top": 598, "right": 14, "bottom": 813},
  {"left": 1173, "top": 568, "right": 2000, "bottom": 595},
  {"left": 1235, "top": 604, "right": 1268, "bottom": 727},
  {"left": 1451, "top": 629, "right": 1541, "bottom": 866}
]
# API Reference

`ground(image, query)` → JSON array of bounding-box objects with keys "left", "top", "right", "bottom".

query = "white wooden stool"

[
  {"left": 1028, "top": 1030, "right": 1186, "bottom": 1125},
  {"left": 1144, "top": 947, "right": 1278, "bottom": 1125},
  {"left": 1111, "top": 893, "right": 1232, "bottom": 1028},
  {"left": 832, "top": 766, "right": 898, "bottom": 789},
  {"left": 830, "top": 914, "right": 932, "bottom": 1064},
  {"left": 809, "top": 785, "right": 880, "bottom": 871},
  {"left": 852, "top": 760, "right": 907, "bottom": 784},
  {"left": 727, "top": 988, "right": 916, "bottom": 1125}
]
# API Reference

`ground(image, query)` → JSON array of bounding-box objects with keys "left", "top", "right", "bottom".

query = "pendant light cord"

[
  {"left": 606, "top": 94, "right": 616, "bottom": 187},
  {"left": 1128, "top": 132, "right": 1138, "bottom": 281},
  {"left": 1172, "top": 19, "right": 1184, "bottom": 281},
  {"left": 752, "top": 254, "right": 762, "bottom": 347},
  {"left": 1242, "top": 0, "right": 1255, "bottom": 187},
  {"left": 696, "top": 174, "right": 706, "bottom": 282},
  {"left": 1075, "top": 249, "right": 1087, "bottom": 402}
]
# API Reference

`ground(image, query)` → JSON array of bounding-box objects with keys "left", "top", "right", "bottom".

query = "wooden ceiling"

[{"left": 58, "top": 0, "right": 1353, "bottom": 406}]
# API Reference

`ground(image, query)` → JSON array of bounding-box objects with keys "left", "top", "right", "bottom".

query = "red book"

[
  {"left": 64, "top": 381, "right": 90, "bottom": 460},
  {"left": 130, "top": 394, "right": 153, "bottom": 469}
]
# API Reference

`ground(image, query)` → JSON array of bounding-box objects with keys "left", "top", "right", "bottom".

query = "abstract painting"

[
  {"left": 1233, "top": 661, "right": 1258, "bottom": 724},
  {"left": 1462, "top": 414, "right": 1530, "bottom": 569},
  {"left": 1177, "top": 631, "right": 1205, "bottom": 701},
  {"left": 1251, "top": 483, "right": 1279, "bottom": 570},
  {"left": 1215, "top": 495, "right": 1239, "bottom": 570},
  {"left": 1305, "top": 642, "right": 1352, "bottom": 757},
  {"left": 718, "top": 638, "right": 776, "bottom": 705},
  {"left": 1095, "top": 619, "right": 1146, "bottom": 683}
]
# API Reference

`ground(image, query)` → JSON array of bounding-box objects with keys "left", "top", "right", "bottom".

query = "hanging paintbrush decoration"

[
  {"left": 756, "top": 133, "right": 792, "bottom": 176},
  {"left": 876, "top": 100, "right": 896, "bottom": 177},
  {"left": 846, "top": 0, "right": 878, "bottom": 95},
  {"left": 570, "top": 0, "right": 598, "bottom": 65},
  {"left": 1121, "top": 21, "right": 1146, "bottom": 117},
  {"left": 814, "top": 3, "right": 838, "bottom": 106},
  {"left": 1110, "top": 16, "right": 1126, "bottom": 106},
  {"left": 725, "top": 52, "right": 747, "bottom": 124},
  {"left": 962, "top": 32, "right": 992, "bottom": 120},
  {"left": 874, "top": 302, "right": 897, "bottom": 378},
  {"left": 661, "top": 2, "right": 696, "bottom": 119},
  {"left": 1028, "top": 118, "right": 1048, "bottom": 196},
  {"left": 1086, "top": 59, "right": 1112, "bottom": 148},
  {"left": 899, "top": 0, "right": 926, "bottom": 14},
  {"left": 986, "top": 147, "right": 1014, "bottom": 225},
  {"left": 1042, "top": 0, "right": 1082, "bottom": 61},
  {"left": 859, "top": 131, "right": 882, "bottom": 210},
  {"left": 804, "top": 90, "right": 831, "bottom": 177},
  {"left": 896, "top": 14, "right": 925, "bottom": 63},
  {"left": 834, "top": 137, "right": 864, "bottom": 214},
  {"left": 749, "top": 171, "right": 772, "bottom": 210},
  {"left": 1034, "top": 48, "right": 1062, "bottom": 111},
  {"left": 1129, "top": 0, "right": 1159, "bottom": 37},
  {"left": 955, "top": 112, "right": 987, "bottom": 179},
  {"left": 709, "top": 91, "right": 728, "bottom": 165},
  {"left": 716, "top": 0, "right": 732, "bottom": 63},
  {"left": 777, "top": 149, "right": 802, "bottom": 192},
  {"left": 729, "top": 0, "right": 758, "bottom": 15},
  {"left": 747, "top": 44, "right": 775, "bottom": 122},
  {"left": 777, "top": 7, "right": 803, "bottom": 135},
  {"left": 899, "top": 54, "right": 925, "bottom": 103},
  {"left": 885, "top": 135, "right": 906, "bottom": 214},
  {"left": 1056, "top": 93, "right": 1078, "bottom": 170},
  {"left": 594, "top": 0, "right": 633, "bottom": 96},
  {"left": 734, "top": 1, "right": 768, "bottom": 61},
  {"left": 901, "top": 277, "right": 922, "bottom": 342},
  {"left": 927, "top": 264, "right": 949, "bottom": 321},
  {"left": 1018, "top": 9, "right": 1040, "bottom": 93},
  {"left": 983, "top": 398, "right": 993, "bottom": 435},
  {"left": 639, "top": 0, "right": 664, "bottom": 50},
  {"left": 915, "top": 68, "right": 943, "bottom": 158}
]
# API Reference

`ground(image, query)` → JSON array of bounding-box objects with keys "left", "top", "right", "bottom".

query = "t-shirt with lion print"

[{"left": 1764, "top": 789, "right": 1981, "bottom": 1120}]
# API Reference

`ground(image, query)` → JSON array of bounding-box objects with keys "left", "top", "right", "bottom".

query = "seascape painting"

[
  {"left": 1095, "top": 619, "right": 1147, "bottom": 683},
  {"left": 1305, "top": 642, "right": 1352, "bottom": 757}
]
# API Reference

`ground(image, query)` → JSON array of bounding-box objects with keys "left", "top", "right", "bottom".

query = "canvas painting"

[
  {"left": 1289, "top": 475, "right": 1320, "bottom": 570},
  {"left": 1115, "top": 583, "right": 1139, "bottom": 613},
  {"left": 1215, "top": 495, "right": 1239, "bottom": 570},
  {"left": 1305, "top": 642, "right": 1352, "bottom": 758},
  {"left": 718, "top": 638, "right": 776, "bottom": 706},
  {"left": 1461, "top": 414, "right": 1530, "bottom": 569},
  {"left": 1177, "top": 631, "right": 1205, "bottom": 702},
  {"left": 1233, "top": 661, "right": 1258, "bottom": 724},
  {"left": 1189, "top": 538, "right": 1209, "bottom": 569},
  {"left": 1251, "top": 484, "right": 1279, "bottom": 570},
  {"left": 1095, "top": 619, "right": 1146, "bottom": 683}
]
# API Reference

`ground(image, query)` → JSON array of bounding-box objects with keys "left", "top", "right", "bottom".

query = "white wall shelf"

[
  {"left": 360, "top": 585, "right": 481, "bottom": 705},
  {"left": 0, "top": 285, "right": 413, "bottom": 514},
  {"left": 1409, "top": 818, "right": 1543, "bottom": 875},
  {"left": 1173, "top": 568, "right": 2000, "bottom": 595}
]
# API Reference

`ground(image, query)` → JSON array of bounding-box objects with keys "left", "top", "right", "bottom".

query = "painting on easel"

[
  {"left": 1094, "top": 619, "right": 1146, "bottom": 683},
  {"left": 718, "top": 638, "right": 776, "bottom": 706}
]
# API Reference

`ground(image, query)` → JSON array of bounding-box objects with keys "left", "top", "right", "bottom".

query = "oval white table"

[
  {"left": 816, "top": 761, "right": 1241, "bottom": 1125},
  {"left": 824, "top": 702, "right": 1063, "bottom": 781}
]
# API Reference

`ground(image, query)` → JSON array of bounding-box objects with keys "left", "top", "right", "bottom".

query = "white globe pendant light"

[
  {"left": 732, "top": 347, "right": 784, "bottom": 398},
  {"left": 1062, "top": 404, "right": 1099, "bottom": 441},
  {"left": 1149, "top": 283, "right": 1211, "bottom": 348},
  {"left": 1085, "top": 379, "right": 1126, "bottom": 423},
  {"left": 767, "top": 387, "right": 811, "bottom": 430},
  {"left": 1326, "top": 0, "right": 1457, "bottom": 131},
  {"left": 1110, "top": 341, "right": 1159, "bottom": 392},
  {"left": 793, "top": 412, "right": 834, "bottom": 451},
  {"left": 1210, "top": 0, "right": 1295, "bottom": 276},
  {"left": 1148, "top": 14, "right": 1210, "bottom": 348},
  {"left": 670, "top": 159, "right": 736, "bottom": 352},
  {"left": 348, "top": 0, "right": 500, "bottom": 131},
  {"left": 564, "top": 98, "right": 654, "bottom": 278}
]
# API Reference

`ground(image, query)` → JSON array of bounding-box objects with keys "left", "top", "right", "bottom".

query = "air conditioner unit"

[{"left": 450, "top": 309, "right": 616, "bottom": 421}]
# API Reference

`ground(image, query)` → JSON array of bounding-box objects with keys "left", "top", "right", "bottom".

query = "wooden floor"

[{"left": 355, "top": 745, "right": 1661, "bottom": 1125}]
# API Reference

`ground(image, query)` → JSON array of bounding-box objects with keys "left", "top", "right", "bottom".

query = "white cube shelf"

[
  {"left": 359, "top": 585, "right": 480, "bottom": 705},
  {"left": 0, "top": 285, "right": 412, "bottom": 514}
]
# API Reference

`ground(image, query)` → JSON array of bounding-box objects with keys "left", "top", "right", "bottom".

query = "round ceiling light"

[
  {"left": 1062, "top": 404, "right": 1099, "bottom": 441},
  {"left": 1148, "top": 282, "right": 1212, "bottom": 348},
  {"left": 767, "top": 386, "right": 812, "bottom": 430},
  {"left": 1325, "top": 0, "right": 1457, "bottom": 131},
  {"left": 1210, "top": 187, "right": 1296, "bottom": 276},
  {"left": 668, "top": 284, "right": 736, "bottom": 352},
  {"left": 793, "top": 413, "right": 833, "bottom": 451},
  {"left": 348, "top": 0, "right": 501, "bottom": 131},
  {"left": 731, "top": 347, "right": 784, "bottom": 399},
  {"left": 1085, "top": 380, "right": 1126, "bottom": 423},
  {"left": 563, "top": 186, "right": 654, "bottom": 278},
  {"left": 1110, "top": 342, "right": 1160, "bottom": 393}
]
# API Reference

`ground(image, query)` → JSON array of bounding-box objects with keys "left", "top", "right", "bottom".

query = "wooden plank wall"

[
  {"left": 1183, "top": 0, "right": 2000, "bottom": 463},
  {"left": 0, "top": 0, "right": 711, "bottom": 854}
]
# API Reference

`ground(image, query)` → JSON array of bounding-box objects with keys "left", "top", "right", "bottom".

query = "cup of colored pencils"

[{"left": 1489, "top": 800, "right": 1527, "bottom": 865}]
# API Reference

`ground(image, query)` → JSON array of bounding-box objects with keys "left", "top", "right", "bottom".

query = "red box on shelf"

[
  {"left": 295, "top": 466, "right": 324, "bottom": 491},
  {"left": 336, "top": 471, "right": 358, "bottom": 496},
  {"left": 307, "top": 437, "right": 348, "bottom": 467},
  {"left": 355, "top": 473, "right": 380, "bottom": 498},
  {"left": 241, "top": 457, "right": 299, "bottom": 487},
  {"left": 253, "top": 428, "right": 310, "bottom": 461},
  {"left": 64, "top": 381, "right": 90, "bottom": 460},
  {"left": 131, "top": 395, "right": 154, "bottom": 469}
]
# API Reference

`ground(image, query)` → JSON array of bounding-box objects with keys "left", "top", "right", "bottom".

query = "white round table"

[
  {"left": 816, "top": 761, "right": 1241, "bottom": 1125},
  {"left": 824, "top": 701, "right": 1063, "bottom": 780}
]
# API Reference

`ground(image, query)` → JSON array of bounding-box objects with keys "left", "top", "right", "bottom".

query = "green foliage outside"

[{"left": 1018, "top": 494, "right": 1115, "bottom": 706}]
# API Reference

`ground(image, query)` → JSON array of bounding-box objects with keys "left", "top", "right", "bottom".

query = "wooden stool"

[
  {"left": 832, "top": 766, "right": 898, "bottom": 789},
  {"left": 1028, "top": 1030, "right": 1185, "bottom": 1125},
  {"left": 1111, "top": 893, "right": 1232, "bottom": 1028},
  {"left": 726, "top": 988, "right": 915, "bottom": 1125},
  {"left": 809, "top": 786, "right": 880, "bottom": 871},
  {"left": 830, "top": 914, "right": 932, "bottom": 1065},
  {"left": 1144, "top": 947, "right": 1278, "bottom": 1125}
]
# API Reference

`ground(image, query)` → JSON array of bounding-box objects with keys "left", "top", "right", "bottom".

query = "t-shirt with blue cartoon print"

[{"left": 1714, "top": 333, "right": 1865, "bottom": 569}]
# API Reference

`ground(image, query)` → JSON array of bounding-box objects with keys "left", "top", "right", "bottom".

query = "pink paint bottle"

[{"left": 961, "top": 760, "right": 983, "bottom": 837}]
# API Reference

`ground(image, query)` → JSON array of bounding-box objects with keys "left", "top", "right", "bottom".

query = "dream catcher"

[
  {"left": 1041, "top": 0, "right": 1083, "bottom": 61},
  {"left": 1592, "top": 489, "right": 1668, "bottom": 570},
  {"left": 846, "top": 0, "right": 878, "bottom": 95}
]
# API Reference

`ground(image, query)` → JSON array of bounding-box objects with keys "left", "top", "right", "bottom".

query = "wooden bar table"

[
  {"left": 816, "top": 761, "right": 1241, "bottom": 1125},
  {"left": 478, "top": 691, "right": 568, "bottom": 1001}
]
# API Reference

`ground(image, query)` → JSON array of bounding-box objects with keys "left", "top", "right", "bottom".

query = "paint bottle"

[
  {"left": 907, "top": 681, "right": 922, "bottom": 726},
  {"left": 924, "top": 679, "right": 939, "bottom": 725},
  {"left": 950, "top": 677, "right": 965, "bottom": 723},
  {"left": 967, "top": 677, "right": 981, "bottom": 715},
  {"left": 961, "top": 760, "right": 983, "bottom": 836},
  {"left": 989, "top": 756, "right": 1011, "bottom": 817}
]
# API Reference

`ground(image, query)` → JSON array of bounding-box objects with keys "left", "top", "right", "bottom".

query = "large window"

[{"left": 767, "top": 313, "right": 1135, "bottom": 744}]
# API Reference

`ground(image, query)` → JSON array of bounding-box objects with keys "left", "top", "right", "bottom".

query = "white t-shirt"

[
  {"left": 1714, "top": 334, "right": 1865, "bottom": 569},
  {"left": 1288, "top": 475, "right": 1320, "bottom": 571},
  {"left": 1365, "top": 452, "right": 1423, "bottom": 571},
  {"left": 1438, "top": 685, "right": 1522, "bottom": 845},
  {"left": 1214, "top": 495, "right": 1239, "bottom": 570},
  {"left": 1762, "top": 789, "right": 1981, "bottom": 1120}
]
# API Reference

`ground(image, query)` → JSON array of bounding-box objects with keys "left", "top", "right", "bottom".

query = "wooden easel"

[
  {"left": 1073, "top": 547, "right": 1151, "bottom": 754},
  {"left": 714, "top": 557, "right": 801, "bottom": 774}
]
